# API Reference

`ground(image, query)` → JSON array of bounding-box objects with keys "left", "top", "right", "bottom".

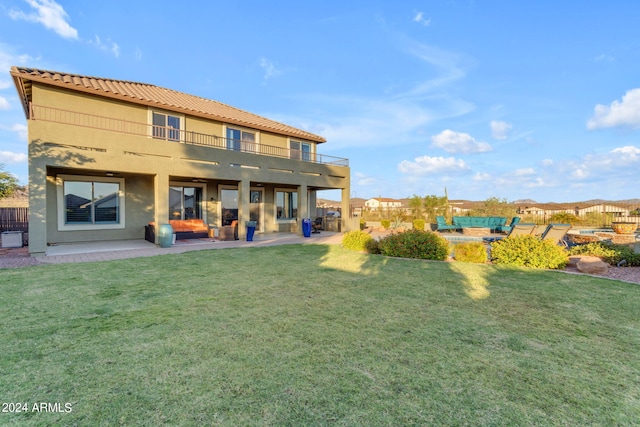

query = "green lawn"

[{"left": 1, "top": 244, "right": 639, "bottom": 426}]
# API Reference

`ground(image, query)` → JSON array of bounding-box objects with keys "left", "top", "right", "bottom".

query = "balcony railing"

[{"left": 31, "top": 104, "right": 349, "bottom": 167}]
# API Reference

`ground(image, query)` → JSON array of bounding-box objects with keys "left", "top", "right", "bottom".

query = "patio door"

[{"left": 220, "top": 187, "right": 264, "bottom": 232}]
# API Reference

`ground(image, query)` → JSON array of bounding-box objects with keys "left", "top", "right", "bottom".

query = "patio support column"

[
  {"left": 341, "top": 187, "right": 350, "bottom": 232},
  {"left": 298, "top": 183, "right": 308, "bottom": 235},
  {"left": 238, "top": 179, "right": 250, "bottom": 240},
  {"left": 28, "top": 156, "right": 47, "bottom": 256},
  {"left": 154, "top": 172, "right": 169, "bottom": 244}
]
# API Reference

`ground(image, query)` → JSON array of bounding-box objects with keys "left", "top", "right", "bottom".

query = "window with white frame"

[
  {"left": 57, "top": 175, "right": 125, "bottom": 230},
  {"left": 290, "top": 140, "right": 311, "bottom": 161},
  {"left": 152, "top": 111, "right": 181, "bottom": 141},
  {"left": 276, "top": 189, "right": 298, "bottom": 220}
]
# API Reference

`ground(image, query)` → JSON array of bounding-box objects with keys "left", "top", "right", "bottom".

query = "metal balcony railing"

[{"left": 31, "top": 104, "right": 349, "bottom": 167}]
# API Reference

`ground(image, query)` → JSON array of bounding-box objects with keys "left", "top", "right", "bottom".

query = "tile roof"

[{"left": 10, "top": 66, "right": 326, "bottom": 143}]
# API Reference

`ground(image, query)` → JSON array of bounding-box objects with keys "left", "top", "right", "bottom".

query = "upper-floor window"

[
  {"left": 152, "top": 112, "right": 181, "bottom": 141},
  {"left": 226, "top": 127, "right": 256, "bottom": 152},
  {"left": 290, "top": 140, "right": 311, "bottom": 161}
]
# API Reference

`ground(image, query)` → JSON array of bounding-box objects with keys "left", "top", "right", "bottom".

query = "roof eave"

[
  {"left": 10, "top": 67, "right": 30, "bottom": 119},
  {"left": 10, "top": 67, "right": 327, "bottom": 143}
]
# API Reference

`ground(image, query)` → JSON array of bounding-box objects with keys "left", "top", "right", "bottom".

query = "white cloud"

[
  {"left": 514, "top": 168, "right": 535, "bottom": 176},
  {"left": 9, "top": 0, "right": 78, "bottom": 40},
  {"left": 473, "top": 172, "right": 491, "bottom": 181},
  {"left": 88, "top": 35, "right": 120, "bottom": 58},
  {"left": 0, "top": 151, "right": 27, "bottom": 164},
  {"left": 413, "top": 11, "right": 431, "bottom": 26},
  {"left": 587, "top": 88, "right": 640, "bottom": 130},
  {"left": 490, "top": 120, "right": 512, "bottom": 140},
  {"left": 0, "top": 97, "right": 10, "bottom": 110},
  {"left": 355, "top": 172, "right": 376, "bottom": 186},
  {"left": 259, "top": 57, "right": 281, "bottom": 80},
  {"left": 11, "top": 124, "right": 28, "bottom": 141},
  {"left": 398, "top": 155, "right": 469, "bottom": 175},
  {"left": 430, "top": 129, "right": 492, "bottom": 154}
]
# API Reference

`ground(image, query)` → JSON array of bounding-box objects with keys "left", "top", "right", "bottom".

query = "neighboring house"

[
  {"left": 11, "top": 66, "right": 351, "bottom": 256},
  {"left": 364, "top": 198, "right": 403, "bottom": 209}
]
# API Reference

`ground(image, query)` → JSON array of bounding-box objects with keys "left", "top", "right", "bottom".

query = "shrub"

[
  {"left": 491, "top": 235, "right": 569, "bottom": 269},
  {"left": 549, "top": 212, "right": 580, "bottom": 225},
  {"left": 365, "top": 238, "right": 380, "bottom": 254},
  {"left": 359, "top": 218, "right": 366, "bottom": 230},
  {"left": 342, "top": 230, "right": 374, "bottom": 252},
  {"left": 569, "top": 241, "right": 640, "bottom": 266},
  {"left": 453, "top": 242, "right": 488, "bottom": 263},
  {"left": 413, "top": 219, "right": 426, "bottom": 231},
  {"left": 381, "top": 220, "right": 391, "bottom": 229},
  {"left": 377, "top": 229, "right": 449, "bottom": 260}
]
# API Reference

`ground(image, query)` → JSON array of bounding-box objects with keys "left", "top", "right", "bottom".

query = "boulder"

[{"left": 576, "top": 256, "right": 609, "bottom": 275}]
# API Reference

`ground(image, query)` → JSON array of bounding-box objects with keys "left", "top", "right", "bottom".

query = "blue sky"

[{"left": 1, "top": 1, "right": 639, "bottom": 203}]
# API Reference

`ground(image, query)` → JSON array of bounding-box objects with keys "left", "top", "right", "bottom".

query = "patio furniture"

[
  {"left": 483, "top": 223, "right": 536, "bottom": 243},
  {"left": 219, "top": 220, "right": 239, "bottom": 241},
  {"left": 495, "top": 216, "right": 521, "bottom": 233},
  {"left": 452, "top": 216, "right": 508, "bottom": 232},
  {"left": 436, "top": 216, "right": 456, "bottom": 232},
  {"left": 539, "top": 223, "right": 572, "bottom": 247},
  {"left": 312, "top": 217, "right": 323, "bottom": 233}
]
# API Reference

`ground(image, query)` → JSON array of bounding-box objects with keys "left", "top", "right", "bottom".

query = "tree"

[
  {"left": 408, "top": 194, "right": 423, "bottom": 219},
  {"left": 470, "top": 196, "right": 516, "bottom": 217},
  {"left": 423, "top": 195, "right": 448, "bottom": 222},
  {"left": 0, "top": 164, "right": 19, "bottom": 199}
]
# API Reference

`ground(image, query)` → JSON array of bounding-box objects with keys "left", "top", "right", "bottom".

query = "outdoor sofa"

[
  {"left": 452, "top": 216, "right": 508, "bottom": 233},
  {"left": 145, "top": 219, "right": 209, "bottom": 243}
]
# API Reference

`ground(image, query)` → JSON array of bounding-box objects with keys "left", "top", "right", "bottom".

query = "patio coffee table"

[{"left": 462, "top": 227, "right": 490, "bottom": 237}]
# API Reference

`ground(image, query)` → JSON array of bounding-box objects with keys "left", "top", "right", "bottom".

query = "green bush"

[
  {"left": 549, "top": 212, "right": 580, "bottom": 225},
  {"left": 377, "top": 229, "right": 449, "bottom": 260},
  {"left": 381, "top": 220, "right": 391, "bottom": 229},
  {"left": 359, "top": 218, "right": 366, "bottom": 230},
  {"left": 491, "top": 235, "right": 569, "bottom": 269},
  {"left": 453, "top": 241, "right": 488, "bottom": 263},
  {"left": 413, "top": 219, "right": 426, "bottom": 231},
  {"left": 365, "top": 238, "right": 380, "bottom": 254},
  {"left": 342, "top": 230, "right": 374, "bottom": 252},
  {"left": 569, "top": 241, "right": 640, "bottom": 266}
]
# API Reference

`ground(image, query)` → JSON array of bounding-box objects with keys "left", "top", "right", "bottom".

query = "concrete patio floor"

[{"left": 38, "top": 232, "right": 343, "bottom": 264}]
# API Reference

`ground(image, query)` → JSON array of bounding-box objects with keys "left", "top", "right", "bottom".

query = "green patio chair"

[{"left": 436, "top": 216, "right": 457, "bottom": 232}]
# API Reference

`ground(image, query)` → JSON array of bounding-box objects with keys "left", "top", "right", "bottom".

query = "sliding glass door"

[{"left": 169, "top": 186, "right": 203, "bottom": 220}]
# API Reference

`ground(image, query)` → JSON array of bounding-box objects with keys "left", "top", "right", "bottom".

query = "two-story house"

[{"left": 11, "top": 67, "right": 351, "bottom": 256}]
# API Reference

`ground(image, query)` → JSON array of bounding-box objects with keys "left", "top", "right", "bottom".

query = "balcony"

[{"left": 30, "top": 104, "right": 349, "bottom": 167}]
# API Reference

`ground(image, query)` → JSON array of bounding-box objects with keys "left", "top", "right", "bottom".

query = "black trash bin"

[
  {"left": 246, "top": 221, "right": 257, "bottom": 241},
  {"left": 302, "top": 218, "right": 312, "bottom": 238}
]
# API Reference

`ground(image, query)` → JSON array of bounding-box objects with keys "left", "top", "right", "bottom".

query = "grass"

[{"left": 1, "top": 244, "right": 639, "bottom": 426}]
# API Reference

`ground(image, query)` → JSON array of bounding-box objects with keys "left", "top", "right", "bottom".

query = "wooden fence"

[{"left": 0, "top": 208, "right": 28, "bottom": 233}]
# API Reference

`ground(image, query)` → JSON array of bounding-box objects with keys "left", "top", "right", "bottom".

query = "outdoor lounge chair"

[
  {"left": 483, "top": 223, "right": 537, "bottom": 243},
  {"left": 495, "top": 216, "right": 521, "bottom": 233},
  {"left": 436, "top": 216, "right": 456, "bottom": 232},
  {"left": 539, "top": 223, "right": 572, "bottom": 247},
  {"left": 312, "top": 217, "right": 323, "bottom": 233}
]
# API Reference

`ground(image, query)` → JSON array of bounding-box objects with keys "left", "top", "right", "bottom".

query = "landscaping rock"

[{"left": 576, "top": 256, "right": 609, "bottom": 275}]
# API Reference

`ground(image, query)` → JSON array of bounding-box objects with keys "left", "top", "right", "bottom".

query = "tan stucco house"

[{"left": 11, "top": 66, "right": 351, "bottom": 256}]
